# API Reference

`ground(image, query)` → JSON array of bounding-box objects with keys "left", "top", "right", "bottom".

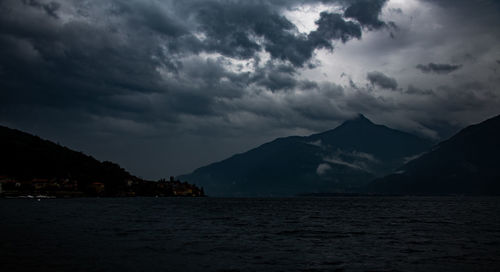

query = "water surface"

[{"left": 1, "top": 197, "right": 500, "bottom": 271}]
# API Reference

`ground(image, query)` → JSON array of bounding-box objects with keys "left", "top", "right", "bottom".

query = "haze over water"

[{"left": 2, "top": 197, "right": 500, "bottom": 272}]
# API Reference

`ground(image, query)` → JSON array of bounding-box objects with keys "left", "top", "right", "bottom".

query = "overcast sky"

[{"left": 1, "top": 0, "right": 500, "bottom": 179}]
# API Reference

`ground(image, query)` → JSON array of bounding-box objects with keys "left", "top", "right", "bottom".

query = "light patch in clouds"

[
  {"left": 385, "top": 0, "right": 421, "bottom": 14},
  {"left": 324, "top": 157, "right": 367, "bottom": 171},
  {"left": 283, "top": 3, "right": 341, "bottom": 34},
  {"left": 307, "top": 140, "right": 323, "bottom": 147},
  {"left": 319, "top": 150, "right": 380, "bottom": 174},
  {"left": 316, "top": 163, "right": 332, "bottom": 176},
  {"left": 403, "top": 152, "right": 426, "bottom": 164},
  {"left": 198, "top": 52, "right": 257, "bottom": 74},
  {"left": 350, "top": 151, "right": 379, "bottom": 163}
]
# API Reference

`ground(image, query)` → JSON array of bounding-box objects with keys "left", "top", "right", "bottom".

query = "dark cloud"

[
  {"left": 298, "top": 80, "right": 319, "bottom": 90},
  {"left": 406, "top": 85, "right": 434, "bottom": 96},
  {"left": 194, "top": 2, "right": 265, "bottom": 59},
  {"left": 0, "top": 0, "right": 244, "bottom": 125},
  {"left": 308, "top": 12, "right": 362, "bottom": 46},
  {"left": 116, "top": 2, "right": 188, "bottom": 38},
  {"left": 255, "top": 71, "right": 297, "bottom": 91},
  {"left": 367, "top": 71, "right": 398, "bottom": 90},
  {"left": 22, "top": 0, "right": 61, "bottom": 19},
  {"left": 420, "top": 0, "right": 500, "bottom": 11},
  {"left": 1, "top": 0, "right": 499, "bottom": 178},
  {"left": 193, "top": 3, "right": 365, "bottom": 67},
  {"left": 389, "top": 8, "right": 403, "bottom": 14},
  {"left": 344, "top": 0, "right": 388, "bottom": 29},
  {"left": 266, "top": 11, "right": 362, "bottom": 66},
  {"left": 434, "top": 82, "right": 495, "bottom": 112},
  {"left": 416, "top": 63, "right": 462, "bottom": 74}
]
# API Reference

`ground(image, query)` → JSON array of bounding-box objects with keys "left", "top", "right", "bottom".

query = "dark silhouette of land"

[
  {"left": 3, "top": 113, "right": 499, "bottom": 197},
  {"left": 180, "top": 114, "right": 433, "bottom": 196},
  {"left": 0, "top": 125, "right": 204, "bottom": 197},
  {"left": 368, "top": 114, "right": 500, "bottom": 195}
]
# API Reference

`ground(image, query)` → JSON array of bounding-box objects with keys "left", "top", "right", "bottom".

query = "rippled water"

[{"left": 1, "top": 197, "right": 500, "bottom": 272}]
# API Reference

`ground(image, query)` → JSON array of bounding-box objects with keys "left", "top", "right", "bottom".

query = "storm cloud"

[
  {"left": 22, "top": 0, "right": 61, "bottom": 18},
  {"left": 194, "top": 3, "right": 367, "bottom": 67},
  {"left": 344, "top": 0, "right": 388, "bottom": 29},
  {"left": 1, "top": 0, "right": 499, "bottom": 178},
  {"left": 416, "top": 63, "right": 463, "bottom": 74},
  {"left": 367, "top": 71, "right": 398, "bottom": 90}
]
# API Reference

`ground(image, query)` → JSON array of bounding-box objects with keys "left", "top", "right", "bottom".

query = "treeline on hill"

[{"left": 0, "top": 125, "right": 204, "bottom": 197}]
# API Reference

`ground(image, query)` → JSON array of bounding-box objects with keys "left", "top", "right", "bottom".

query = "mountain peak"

[
  {"left": 181, "top": 112, "right": 434, "bottom": 196},
  {"left": 345, "top": 113, "right": 373, "bottom": 125}
]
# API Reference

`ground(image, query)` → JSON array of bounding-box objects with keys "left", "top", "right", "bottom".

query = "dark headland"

[{"left": 0, "top": 125, "right": 204, "bottom": 198}]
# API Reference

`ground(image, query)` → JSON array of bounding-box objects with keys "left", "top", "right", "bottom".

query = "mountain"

[
  {"left": 0, "top": 125, "right": 140, "bottom": 195},
  {"left": 0, "top": 125, "right": 204, "bottom": 197},
  {"left": 367, "top": 114, "right": 500, "bottom": 195},
  {"left": 180, "top": 114, "right": 433, "bottom": 196}
]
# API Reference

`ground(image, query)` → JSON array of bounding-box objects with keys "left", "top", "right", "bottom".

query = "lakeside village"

[{"left": 0, "top": 176, "right": 205, "bottom": 198}]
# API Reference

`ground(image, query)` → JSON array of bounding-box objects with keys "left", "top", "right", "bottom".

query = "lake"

[{"left": 1, "top": 197, "right": 500, "bottom": 271}]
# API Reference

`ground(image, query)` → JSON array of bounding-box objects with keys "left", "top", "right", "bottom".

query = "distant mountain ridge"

[
  {"left": 180, "top": 114, "right": 433, "bottom": 196},
  {"left": 368, "top": 114, "right": 500, "bottom": 195}
]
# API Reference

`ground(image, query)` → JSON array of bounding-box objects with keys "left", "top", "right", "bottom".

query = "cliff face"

[{"left": 368, "top": 114, "right": 500, "bottom": 195}]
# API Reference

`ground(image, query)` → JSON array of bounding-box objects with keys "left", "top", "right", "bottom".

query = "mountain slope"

[
  {"left": 0, "top": 125, "right": 139, "bottom": 194},
  {"left": 368, "top": 114, "right": 500, "bottom": 195},
  {"left": 180, "top": 115, "right": 433, "bottom": 196}
]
